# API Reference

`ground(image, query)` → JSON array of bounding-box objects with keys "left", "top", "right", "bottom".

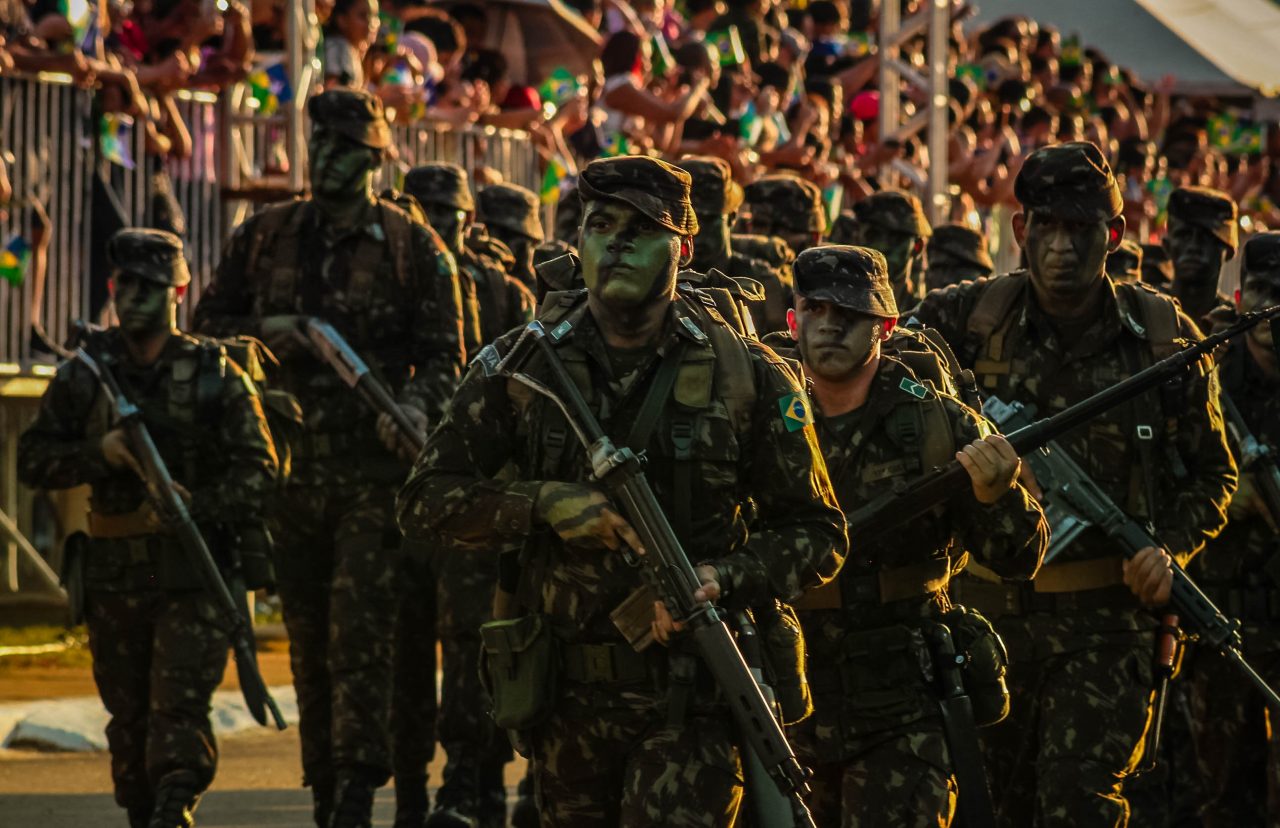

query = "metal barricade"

[{"left": 383, "top": 122, "right": 541, "bottom": 195}]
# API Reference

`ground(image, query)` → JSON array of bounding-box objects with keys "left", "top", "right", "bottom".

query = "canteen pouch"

[
  {"left": 943, "top": 605, "right": 1010, "bottom": 726},
  {"left": 479, "top": 613, "right": 559, "bottom": 732},
  {"left": 756, "top": 600, "right": 813, "bottom": 725}
]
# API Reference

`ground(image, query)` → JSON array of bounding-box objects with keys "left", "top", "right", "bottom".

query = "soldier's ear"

[
  {"left": 679, "top": 236, "right": 694, "bottom": 267},
  {"left": 1106, "top": 217, "right": 1126, "bottom": 252},
  {"left": 912, "top": 237, "right": 925, "bottom": 257},
  {"left": 786, "top": 307, "right": 798, "bottom": 338},
  {"left": 1011, "top": 211, "right": 1028, "bottom": 246}
]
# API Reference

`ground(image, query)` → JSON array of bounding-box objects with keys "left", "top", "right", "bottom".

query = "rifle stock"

[
  {"left": 76, "top": 348, "right": 287, "bottom": 730},
  {"left": 496, "top": 321, "right": 817, "bottom": 828}
]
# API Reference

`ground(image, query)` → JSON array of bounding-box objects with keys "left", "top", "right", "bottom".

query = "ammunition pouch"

[
  {"left": 834, "top": 623, "right": 932, "bottom": 720},
  {"left": 479, "top": 613, "right": 559, "bottom": 732},
  {"left": 941, "top": 605, "right": 1010, "bottom": 726},
  {"left": 754, "top": 601, "right": 812, "bottom": 725}
]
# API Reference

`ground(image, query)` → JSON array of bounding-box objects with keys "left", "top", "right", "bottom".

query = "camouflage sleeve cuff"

[
  {"left": 494, "top": 480, "right": 544, "bottom": 537},
  {"left": 703, "top": 554, "right": 771, "bottom": 610}
]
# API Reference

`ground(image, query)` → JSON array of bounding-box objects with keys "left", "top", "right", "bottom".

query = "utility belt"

[
  {"left": 794, "top": 558, "right": 951, "bottom": 611},
  {"left": 561, "top": 640, "right": 657, "bottom": 685},
  {"left": 951, "top": 557, "right": 1134, "bottom": 618},
  {"left": 88, "top": 505, "right": 165, "bottom": 539},
  {"left": 293, "top": 429, "right": 381, "bottom": 460}
]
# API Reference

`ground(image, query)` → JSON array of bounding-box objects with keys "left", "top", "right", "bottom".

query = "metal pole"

[
  {"left": 878, "top": 0, "right": 901, "bottom": 192},
  {"left": 927, "top": 0, "right": 950, "bottom": 226}
]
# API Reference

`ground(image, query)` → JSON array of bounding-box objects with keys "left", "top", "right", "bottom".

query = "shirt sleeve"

[
  {"left": 189, "top": 358, "right": 280, "bottom": 523},
  {"left": 399, "top": 223, "right": 466, "bottom": 424},
  {"left": 17, "top": 359, "right": 113, "bottom": 489}
]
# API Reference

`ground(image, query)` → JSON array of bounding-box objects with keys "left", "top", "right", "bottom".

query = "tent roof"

[{"left": 969, "top": 0, "right": 1265, "bottom": 96}]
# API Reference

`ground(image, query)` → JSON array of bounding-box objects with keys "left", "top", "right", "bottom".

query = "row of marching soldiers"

[{"left": 15, "top": 87, "right": 1278, "bottom": 828}]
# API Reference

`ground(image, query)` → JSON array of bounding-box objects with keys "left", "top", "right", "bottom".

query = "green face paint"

[
  {"left": 856, "top": 223, "right": 917, "bottom": 287},
  {"left": 113, "top": 272, "right": 176, "bottom": 336},
  {"left": 578, "top": 200, "right": 680, "bottom": 310},
  {"left": 423, "top": 202, "right": 467, "bottom": 253},
  {"left": 308, "top": 128, "right": 376, "bottom": 202}
]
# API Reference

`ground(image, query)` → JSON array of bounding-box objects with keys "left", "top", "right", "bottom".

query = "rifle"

[
  {"left": 75, "top": 347, "right": 287, "bottom": 730},
  {"left": 1221, "top": 392, "right": 1280, "bottom": 528},
  {"left": 298, "top": 318, "right": 427, "bottom": 455},
  {"left": 842, "top": 305, "right": 1280, "bottom": 542},
  {"left": 983, "top": 394, "right": 1280, "bottom": 711},
  {"left": 495, "top": 320, "right": 818, "bottom": 828}
]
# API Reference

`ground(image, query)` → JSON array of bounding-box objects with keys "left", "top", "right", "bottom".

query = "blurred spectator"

[{"left": 323, "top": 0, "right": 377, "bottom": 89}]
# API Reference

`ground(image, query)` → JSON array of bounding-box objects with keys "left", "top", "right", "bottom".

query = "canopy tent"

[{"left": 969, "top": 0, "right": 1276, "bottom": 97}]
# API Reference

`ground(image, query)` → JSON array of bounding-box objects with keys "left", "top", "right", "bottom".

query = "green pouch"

[
  {"left": 943, "top": 605, "right": 1010, "bottom": 726},
  {"left": 755, "top": 600, "right": 813, "bottom": 725},
  {"left": 479, "top": 613, "right": 559, "bottom": 731}
]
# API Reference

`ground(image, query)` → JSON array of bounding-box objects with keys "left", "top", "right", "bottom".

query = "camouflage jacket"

[
  {"left": 193, "top": 198, "right": 465, "bottom": 484},
  {"left": 909, "top": 272, "right": 1236, "bottom": 568},
  {"left": 1190, "top": 322, "right": 1280, "bottom": 600},
  {"left": 730, "top": 235, "right": 795, "bottom": 335},
  {"left": 459, "top": 238, "right": 536, "bottom": 347},
  {"left": 17, "top": 329, "right": 278, "bottom": 524},
  {"left": 397, "top": 292, "right": 846, "bottom": 642}
]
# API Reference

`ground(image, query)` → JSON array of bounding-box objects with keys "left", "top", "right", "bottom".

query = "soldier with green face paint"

[
  {"left": 397, "top": 155, "right": 846, "bottom": 827},
  {"left": 19, "top": 229, "right": 279, "bottom": 828},
  {"left": 925, "top": 224, "right": 995, "bottom": 292},
  {"left": 1164, "top": 185, "right": 1239, "bottom": 328},
  {"left": 193, "top": 89, "right": 466, "bottom": 828},
  {"left": 909, "top": 141, "right": 1237, "bottom": 827},
  {"left": 476, "top": 182, "right": 544, "bottom": 290},
  {"left": 680, "top": 155, "right": 794, "bottom": 335},
  {"left": 852, "top": 189, "right": 933, "bottom": 310},
  {"left": 741, "top": 173, "right": 828, "bottom": 258}
]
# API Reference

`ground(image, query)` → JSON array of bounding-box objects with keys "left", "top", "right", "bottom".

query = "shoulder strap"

[
  {"left": 1116, "top": 282, "right": 1182, "bottom": 359},
  {"left": 378, "top": 201, "right": 414, "bottom": 286},
  {"left": 965, "top": 273, "right": 1027, "bottom": 391},
  {"left": 245, "top": 200, "right": 306, "bottom": 279}
]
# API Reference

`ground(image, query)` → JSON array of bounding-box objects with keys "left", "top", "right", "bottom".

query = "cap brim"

[{"left": 802, "top": 286, "right": 898, "bottom": 318}]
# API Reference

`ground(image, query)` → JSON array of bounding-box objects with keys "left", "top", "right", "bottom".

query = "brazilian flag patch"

[{"left": 778, "top": 392, "right": 814, "bottom": 432}]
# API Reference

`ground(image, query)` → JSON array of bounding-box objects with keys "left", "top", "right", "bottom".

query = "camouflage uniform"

[
  {"left": 396, "top": 156, "right": 847, "bottom": 828},
  {"left": 851, "top": 189, "right": 932, "bottom": 311},
  {"left": 477, "top": 182, "right": 545, "bottom": 290},
  {"left": 1106, "top": 239, "right": 1143, "bottom": 284},
  {"left": 781, "top": 246, "right": 1047, "bottom": 828},
  {"left": 1165, "top": 186, "right": 1239, "bottom": 329},
  {"left": 17, "top": 230, "right": 278, "bottom": 828},
  {"left": 1140, "top": 243, "right": 1173, "bottom": 290},
  {"left": 908, "top": 142, "right": 1237, "bottom": 827},
  {"left": 741, "top": 174, "right": 827, "bottom": 260},
  {"left": 926, "top": 224, "right": 994, "bottom": 293},
  {"left": 1186, "top": 233, "right": 1280, "bottom": 827},
  {"left": 826, "top": 213, "right": 859, "bottom": 246},
  {"left": 192, "top": 91, "right": 466, "bottom": 823},
  {"left": 405, "top": 164, "right": 536, "bottom": 828},
  {"left": 681, "top": 156, "right": 793, "bottom": 336}
]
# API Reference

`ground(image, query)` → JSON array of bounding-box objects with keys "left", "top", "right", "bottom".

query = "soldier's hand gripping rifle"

[
  {"left": 75, "top": 348, "right": 287, "bottom": 730},
  {"left": 1221, "top": 393, "right": 1280, "bottom": 527},
  {"left": 496, "top": 321, "right": 818, "bottom": 828},
  {"left": 844, "top": 305, "right": 1280, "bottom": 542},
  {"left": 298, "top": 318, "right": 427, "bottom": 455},
  {"left": 983, "top": 394, "right": 1280, "bottom": 711}
]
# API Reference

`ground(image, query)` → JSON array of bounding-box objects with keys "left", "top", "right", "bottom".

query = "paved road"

[{"left": 0, "top": 727, "right": 528, "bottom": 827}]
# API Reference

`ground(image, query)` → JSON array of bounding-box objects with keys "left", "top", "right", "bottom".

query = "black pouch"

[
  {"left": 229, "top": 522, "right": 276, "bottom": 591},
  {"left": 479, "top": 613, "right": 559, "bottom": 733},
  {"left": 61, "top": 532, "right": 89, "bottom": 626},
  {"left": 943, "top": 605, "right": 1010, "bottom": 726},
  {"left": 755, "top": 600, "right": 813, "bottom": 725}
]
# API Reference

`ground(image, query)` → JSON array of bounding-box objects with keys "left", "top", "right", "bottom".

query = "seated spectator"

[{"left": 322, "top": 0, "right": 377, "bottom": 88}]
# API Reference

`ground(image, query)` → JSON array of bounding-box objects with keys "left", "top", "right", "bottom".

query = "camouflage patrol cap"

[
  {"left": 106, "top": 228, "right": 190, "bottom": 287},
  {"left": 578, "top": 156, "right": 698, "bottom": 236},
  {"left": 1106, "top": 238, "right": 1143, "bottom": 282},
  {"left": 928, "top": 224, "right": 993, "bottom": 272},
  {"left": 307, "top": 88, "right": 391, "bottom": 150},
  {"left": 742, "top": 175, "right": 826, "bottom": 233},
  {"left": 827, "top": 213, "right": 858, "bottom": 245},
  {"left": 1168, "top": 186, "right": 1239, "bottom": 255},
  {"left": 533, "top": 239, "right": 577, "bottom": 270},
  {"left": 794, "top": 245, "right": 897, "bottom": 319},
  {"left": 404, "top": 163, "right": 475, "bottom": 212},
  {"left": 477, "top": 183, "right": 544, "bottom": 241},
  {"left": 1014, "top": 141, "right": 1123, "bottom": 222},
  {"left": 679, "top": 155, "right": 744, "bottom": 217},
  {"left": 852, "top": 189, "right": 932, "bottom": 238},
  {"left": 733, "top": 234, "right": 796, "bottom": 269},
  {"left": 1242, "top": 232, "right": 1280, "bottom": 285}
]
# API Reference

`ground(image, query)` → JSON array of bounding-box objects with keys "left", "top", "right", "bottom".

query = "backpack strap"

[
  {"left": 965, "top": 272, "right": 1029, "bottom": 392},
  {"left": 245, "top": 200, "right": 308, "bottom": 310},
  {"left": 378, "top": 200, "right": 414, "bottom": 287}
]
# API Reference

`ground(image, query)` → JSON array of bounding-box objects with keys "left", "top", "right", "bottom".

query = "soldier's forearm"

[{"left": 17, "top": 436, "right": 113, "bottom": 490}]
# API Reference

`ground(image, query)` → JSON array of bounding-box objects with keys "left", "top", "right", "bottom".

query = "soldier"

[
  {"left": 852, "top": 189, "right": 933, "bottom": 310},
  {"left": 396, "top": 155, "right": 847, "bottom": 827},
  {"left": 777, "top": 245, "right": 1047, "bottom": 826},
  {"left": 193, "top": 89, "right": 466, "bottom": 828},
  {"left": 1165, "top": 186, "right": 1239, "bottom": 328},
  {"left": 908, "top": 141, "right": 1237, "bottom": 826},
  {"left": 17, "top": 229, "right": 279, "bottom": 828},
  {"left": 741, "top": 173, "right": 827, "bottom": 257},
  {"left": 403, "top": 163, "right": 535, "bottom": 828},
  {"left": 1105, "top": 238, "right": 1143, "bottom": 284},
  {"left": 827, "top": 212, "right": 859, "bottom": 246},
  {"left": 476, "top": 182, "right": 545, "bottom": 290},
  {"left": 680, "top": 155, "right": 793, "bottom": 335},
  {"left": 552, "top": 183, "right": 583, "bottom": 246},
  {"left": 1188, "top": 232, "right": 1280, "bottom": 827},
  {"left": 926, "top": 224, "right": 995, "bottom": 292},
  {"left": 1140, "top": 242, "right": 1173, "bottom": 290}
]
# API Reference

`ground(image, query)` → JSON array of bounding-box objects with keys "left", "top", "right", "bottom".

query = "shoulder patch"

[
  {"left": 472, "top": 343, "right": 503, "bottom": 376},
  {"left": 898, "top": 376, "right": 931, "bottom": 399},
  {"left": 778, "top": 391, "right": 814, "bottom": 432}
]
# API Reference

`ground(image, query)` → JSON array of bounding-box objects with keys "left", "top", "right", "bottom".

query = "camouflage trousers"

[
  {"left": 529, "top": 683, "right": 743, "bottom": 826},
  {"left": 979, "top": 614, "right": 1154, "bottom": 828},
  {"left": 271, "top": 481, "right": 400, "bottom": 790},
  {"left": 1187, "top": 630, "right": 1280, "bottom": 827},
  {"left": 85, "top": 588, "right": 228, "bottom": 812},
  {"left": 434, "top": 549, "right": 510, "bottom": 823},
  {"left": 391, "top": 546, "right": 437, "bottom": 786}
]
